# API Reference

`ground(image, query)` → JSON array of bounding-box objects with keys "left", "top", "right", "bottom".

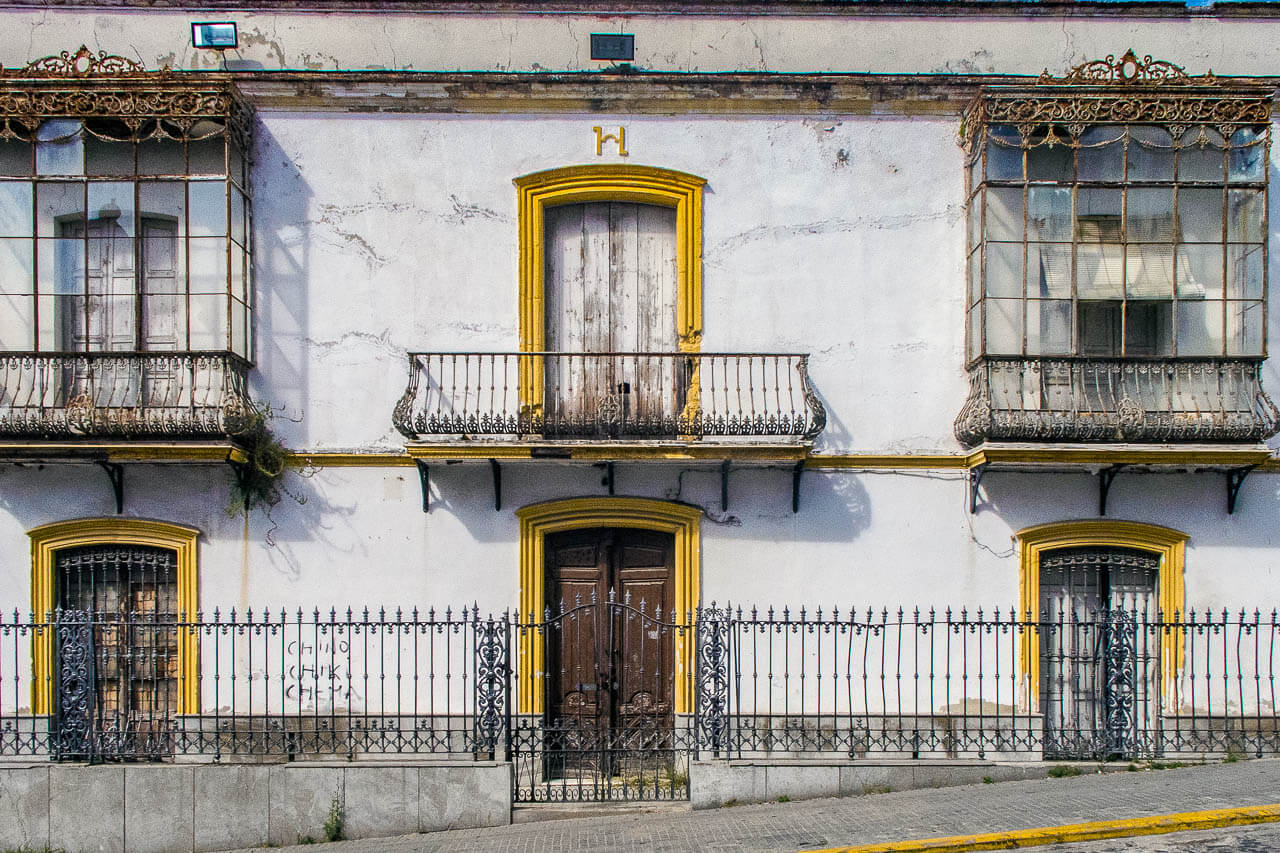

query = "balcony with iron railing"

[
  {"left": 0, "top": 352, "right": 253, "bottom": 441},
  {"left": 394, "top": 352, "right": 826, "bottom": 448},
  {"left": 955, "top": 358, "right": 1280, "bottom": 446}
]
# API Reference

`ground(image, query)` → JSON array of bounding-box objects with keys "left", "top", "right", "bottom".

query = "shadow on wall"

[{"left": 422, "top": 462, "right": 872, "bottom": 545}]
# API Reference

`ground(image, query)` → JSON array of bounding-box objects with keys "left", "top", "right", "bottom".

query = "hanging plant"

[{"left": 228, "top": 401, "right": 291, "bottom": 515}]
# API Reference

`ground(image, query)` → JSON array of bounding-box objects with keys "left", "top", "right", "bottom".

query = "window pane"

[
  {"left": 1127, "top": 126, "right": 1174, "bottom": 182},
  {"left": 985, "top": 242, "right": 1022, "bottom": 298},
  {"left": 1177, "top": 127, "right": 1225, "bottom": 182},
  {"left": 1228, "top": 128, "right": 1266, "bottom": 183},
  {"left": 1076, "top": 187, "right": 1122, "bottom": 236},
  {"left": 1124, "top": 302, "right": 1172, "bottom": 356},
  {"left": 84, "top": 136, "right": 134, "bottom": 177},
  {"left": 967, "top": 303, "right": 980, "bottom": 361},
  {"left": 35, "top": 120, "right": 84, "bottom": 176},
  {"left": 968, "top": 150, "right": 981, "bottom": 194},
  {"left": 231, "top": 247, "right": 246, "bottom": 303},
  {"left": 968, "top": 248, "right": 981, "bottom": 306},
  {"left": 229, "top": 142, "right": 246, "bottom": 188},
  {"left": 189, "top": 237, "right": 228, "bottom": 294},
  {"left": 1027, "top": 142, "right": 1073, "bottom": 182},
  {"left": 138, "top": 182, "right": 186, "bottom": 237},
  {"left": 0, "top": 239, "right": 33, "bottom": 294},
  {"left": 1176, "top": 299, "right": 1224, "bottom": 356},
  {"left": 1127, "top": 244, "right": 1173, "bottom": 299},
  {"left": 0, "top": 182, "right": 33, "bottom": 236},
  {"left": 1079, "top": 301, "right": 1121, "bottom": 356},
  {"left": 1227, "top": 189, "right": 1264, "bottom": 243},
  {"left": 188, "top": 293, "right": 227, "bottom": 350},
  {"left": 137, "top": 137, "right": 184, "bottom": 176},
  {"left": 1177, "top": 188, "right": 1222, "bottom": 243},
  {"left": 0, "top": 139, "right": 33, "bottom": 177},
  {"left": 231, "top": 187, "right": 247, "bottom": 247},
  {"left": 1227, "top": 243, "right": 1263, "bottom": 300},
  {"left": 1027, "top": 187, "right": 1071, "bottom": 241},
  {"left": 188, "top": 132, "right": 226, "bottom": 177},
  {"left": 1227, "top": 300, "right": 1264, "bottom": 356},
  {"left": 986, "top": 187, "right": 1023, "bottom": 240},
  {"left": 1176, "top": 243, "right": 1223, "bottom": 299},
  {"left": 1030, "top": 243, "right": 1072, "bottom": 298},
  {"left": 0, "top": 293, "right": 33, "bottom": 349},
  {"left": 142, "top": 294, "right": 187, "bottom": 350},
  {"left": 986, "top": 126, "right": 1023, "bottom": 181},
  {"left": 1026, "top": 299, "right": 1072, "bottom": 354},
  {"left": 1076, "top": 244, "right": 1124, "bottom": 300},
  {"left": 1126, "top": 188, "right": 1174, "bottom": 241},
  {"left": 1077, "top": 127, "right": 1124, "bottom": 182},
  {"left": 88, "top": 182, "right": 136, "bottom": 238},
  {"left": 968, "top": 193, "right": 982, "bottom": 252},
  {"left": 37, "top": 182, "right": 84, "bottom": 237},
  {"left": 231, "top": 298, "right": 247, "bottom": 357},
  {"left": 189, "top": 181, "right": 227, "bottom": 237},
  {"left": 985, "top": 297, "right": 1022, "bottom": 354}
]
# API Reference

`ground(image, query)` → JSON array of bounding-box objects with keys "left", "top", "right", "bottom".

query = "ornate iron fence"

[
  {"left": 955, "top": 357, "right": 1280, "bottom": 445},
  {"left": 0, "top": 351, "right": 252, "bottom": 438},
  {"left": 393, "top": 351, "right": 825, "bottom": 442},
  {"left": 0, "top": 606, "right": 1276, "bottom": 770}
]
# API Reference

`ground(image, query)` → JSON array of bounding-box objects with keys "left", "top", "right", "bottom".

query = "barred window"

[{"left": 967, "top": 122, "right": 1267, "bottom": 363}]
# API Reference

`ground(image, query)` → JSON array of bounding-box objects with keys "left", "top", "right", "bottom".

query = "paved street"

[{"left": 223, "top": 759, "right": 1280, "bottom": 852}]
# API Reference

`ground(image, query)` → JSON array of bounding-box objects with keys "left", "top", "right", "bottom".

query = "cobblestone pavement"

[{"left": 223, "top": 760, "right": 1280, "bottom": 853}]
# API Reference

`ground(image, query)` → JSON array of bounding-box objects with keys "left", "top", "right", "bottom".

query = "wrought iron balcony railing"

[
  {"left": 955, "top": 357, "right": 1280, "bottom": 445},
  {"left": 0, "top": 352, "right": 252, "bottom": 440},
  {"left": 394, "top": 352, "right": 826, "bottom": 442}
]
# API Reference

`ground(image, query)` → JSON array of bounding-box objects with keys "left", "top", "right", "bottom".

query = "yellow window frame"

[
  {"left": 1017, "top": 519, "right": 1188, "bottom": 710},
  {"left": 514, "top": 164, "right": 706, "bottom": 416},
  {"left": 28, "top": 518, "right": 200, "bottom": 715},
  {"left": 515, "top": 497, "right": 702, "bottom": 715}
]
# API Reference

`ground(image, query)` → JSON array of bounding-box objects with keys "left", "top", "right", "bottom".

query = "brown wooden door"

[{"left": 545, "top": 527, "right": 676, "bottom": 775}]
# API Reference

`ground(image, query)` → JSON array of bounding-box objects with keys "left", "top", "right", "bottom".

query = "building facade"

[{"left": 0, "top": 1, "right": 1279, "bottom": 847}]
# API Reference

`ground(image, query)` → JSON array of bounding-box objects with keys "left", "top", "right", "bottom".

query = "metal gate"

[
  {"left": 1039, "top": 546, "right": 1160, "bottom": 759},
  {"left": 511, "top": 596, "right": 693, "bottom": 802}
]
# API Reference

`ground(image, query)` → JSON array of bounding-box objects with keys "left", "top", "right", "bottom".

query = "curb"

[{"left": 802, "top": 802, "right": 1280, "bottom": 852}]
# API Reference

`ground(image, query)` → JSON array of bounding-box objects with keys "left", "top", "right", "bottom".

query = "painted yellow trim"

[
  {"left": 808, "top": 455, "right": 971, "bottom": 470},
  {"left": 514, "top": 165, "right": 706, "bottom": 412},
  {"left": 515, "top": 497, "right": 702, "bottom": 716},
  {"left": 968, "top": 446, "right": 1273, "bottom": 468},
  {"left": 1016, "top": 520, "right": 1188, "bottom": 711},
  {"left": 28, "top": 518, "right": 200, "bottom": 716},
  {"left": 0, "top": 443, "right": 244, "bottom": 462},
  {"left": 404, "top": 442, "right": 810, "bottom": 462},
  {"left": 808, "top": 803, "right": 1280, "bottom": 853}
]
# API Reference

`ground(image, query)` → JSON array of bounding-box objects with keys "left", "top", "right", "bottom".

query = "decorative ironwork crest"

[
  {"left": 1103, "top": 609, "right": 1139, "bottom": 757},
  {"left": 695, "top": 604, "right": 730, "bottom": 756},
  {"left": 1043, "top": 49, "right": 1207, "bottom": 87},
  {"left": 15, "top": 45, "right": 151, "bottom": 78},
  {"left": 472, "top": 611, "right": 509, "bottom": 756},
  {"left": 53, "top": 610, "right": 95, "bottom": 761}
]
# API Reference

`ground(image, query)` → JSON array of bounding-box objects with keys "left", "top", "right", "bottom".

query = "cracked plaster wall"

[{"left": 2, "top": 10, "right": 1280, "bottom": 76}]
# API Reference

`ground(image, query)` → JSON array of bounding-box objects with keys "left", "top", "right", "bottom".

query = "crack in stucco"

[
  {"left": 710, "top": 204, "right": 962, "bottom": 256},
  {"left": 444, "top": 195, "right": 510, "bottom": 225},
  {"left": 304, "top": 329, "right": 403, "bottom": 360}
]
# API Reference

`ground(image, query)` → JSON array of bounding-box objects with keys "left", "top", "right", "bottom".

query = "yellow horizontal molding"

[
  {"left": 0, "top": 442, "right": 246, "bottom": 463},
  {"left": 403, "top": 443, "right": 810, "bottom": 462},
  {"left": 807, "top": 802, "right": 1280, "bottom": 853},
  {"left": 968, "top": 444, "right": 1275, "bottom": 469}
]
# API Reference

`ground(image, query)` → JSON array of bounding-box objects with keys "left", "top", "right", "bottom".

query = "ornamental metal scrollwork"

[
  {"left": 472, "top": 611, "right": 509, "bottom": 755},
  {"left": 1045, "top": 49, "right": 1203, "bottom": 87},
  {"left": 695, "top": 605, "right": 730, "bottom": 756},
  {"left": 1102, "top": 609, "right": 1139, "bottom": 758},
  {"left": 16, "top": 45, "right": 149, "bottom": 78},
  {"left": 53, "top": 610, "right": 96, "bottom": 761}
]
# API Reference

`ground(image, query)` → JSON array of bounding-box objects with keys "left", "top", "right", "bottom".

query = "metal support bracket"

[
  {"left": 791, "top": 460, "right": 804, "bottom": 514},
  {"left": 1227, "top": 465, "right": 1256, "bottom": 515},
  {"left": 968, "top": 463, "right": 988, "bottom": 515},
  {"left": 415, "top": 460, "right": 430, "bottom": 513},
  {"left": 96, "top": 461, "right": 124, "bottom": 515},
  {"left": 606, "top": 461, "right": 615, "bottom": 496},
  {"left": 1098, "top": 464, "right": 1126, "bottom": 517},
  {"left": 489, "top": 458, "right": 502, "bottom": 512},
  {"left": 720, "top": 460, "right": 731, "bottom": 512}
]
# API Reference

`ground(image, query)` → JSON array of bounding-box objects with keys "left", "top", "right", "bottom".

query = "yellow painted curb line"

[{"left": 802, "top": 803, "right": 1280, "bottom": 853}]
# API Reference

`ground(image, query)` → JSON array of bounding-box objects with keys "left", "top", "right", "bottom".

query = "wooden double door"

[{"left": 544, "top": 527, "right": 677, "bottom": 775}]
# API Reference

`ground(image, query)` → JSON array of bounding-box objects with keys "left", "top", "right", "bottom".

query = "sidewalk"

[{"left": 223, "top": 759, "right": 1280, "bottom": 853}]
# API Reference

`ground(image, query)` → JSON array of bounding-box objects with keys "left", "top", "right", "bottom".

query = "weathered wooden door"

[
  {"left": 543, "top": 202, "right": 681, "bottom": 435},
  {"left": 544, "top": 527, "right": 676, "bottom": 783},
  {"left": 1039, "top": 546, "right": 1159, "bottom": 759}
]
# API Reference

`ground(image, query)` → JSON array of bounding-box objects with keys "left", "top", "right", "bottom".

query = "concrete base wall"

[
  {"left": 690, "top": 760, "right": 1067, "bottom": 810},
  {"left": 0, "top": 760, "right": 511, "bottom": 853}
]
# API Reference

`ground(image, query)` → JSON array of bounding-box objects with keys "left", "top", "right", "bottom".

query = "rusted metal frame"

[
  {"left": 1227, "top": 464, "right": 1256, "bottom": 515},
  {"left": 1099, "top": 464, "right": 1127, "bottom": 516}
]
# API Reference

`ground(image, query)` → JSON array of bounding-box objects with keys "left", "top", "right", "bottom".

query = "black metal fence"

[{"left": 1, "top": 606, "right": 1277, "bottom": 777}]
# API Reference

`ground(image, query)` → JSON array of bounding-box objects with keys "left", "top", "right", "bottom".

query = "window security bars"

[
  {"left": 0, "top": 606, "right": 1276, "bottom": 768},
  {"left": 954, "top": 357, "right": 1280, "bottom": 444},
  {"left": 394, "top": 352, "right": 826, "bottom": 442},
  {"left": 0, "top": 351, "right": 252, "bottom": 438}
]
